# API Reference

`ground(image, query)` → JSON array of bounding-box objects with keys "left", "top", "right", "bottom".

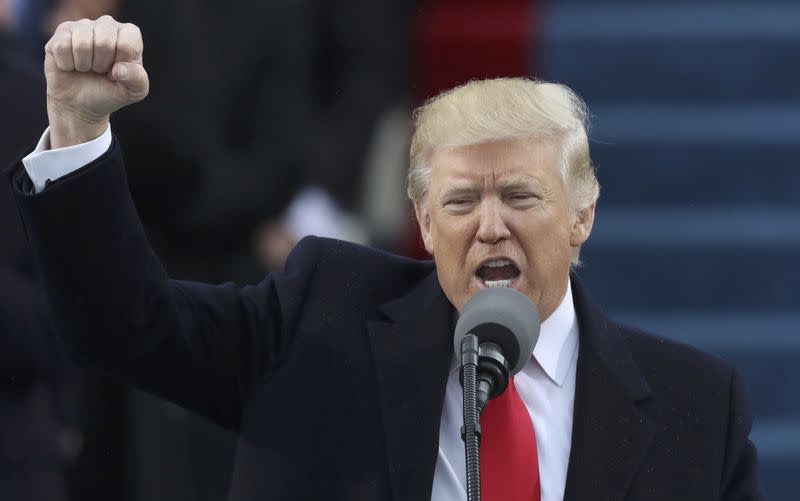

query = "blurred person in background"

[
  {"left": 252, "top": 0, "right": 415, "bottom": 270},
  {"left": 111, "top": 0, "right": 413, "bottom": 281},
  {"left": 3, "top": 0, "right": 47, "bottom": 54},
  {"left": 106, "top": 0, "right": 311, "bottom": 284},
  {"left": 0, "top": 2, "right": 73, "bottom": 499},
  {"left": 38, "top": 0, "right": 415, "bottom": 286}
]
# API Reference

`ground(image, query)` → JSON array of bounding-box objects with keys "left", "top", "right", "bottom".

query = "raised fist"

[{"left": 44, "top": 16, "right": 149, "bottom": 148}]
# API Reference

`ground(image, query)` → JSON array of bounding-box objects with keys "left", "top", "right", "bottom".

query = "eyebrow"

[
  {"left": 438, "top": 175, "right": 545, "bottom": 202},
  {"left": 438, "top": 182, "right": 479, "bottom": 202},
  {"left": 496, "top": 176, "right": 542, "bottom": 192}
]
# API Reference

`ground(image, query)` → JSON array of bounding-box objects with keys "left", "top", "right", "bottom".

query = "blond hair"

[{"left": 408, "top": 77, "right": 600, "bottom": 263}]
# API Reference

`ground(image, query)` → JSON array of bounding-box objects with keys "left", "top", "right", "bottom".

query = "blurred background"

[{"left": 0, "top": 0, "right": 797, "bottom": 499}]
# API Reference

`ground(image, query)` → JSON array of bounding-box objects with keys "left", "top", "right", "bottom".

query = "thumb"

[{"left": 111, "top": 61, "right": 149, "bottom": 99}]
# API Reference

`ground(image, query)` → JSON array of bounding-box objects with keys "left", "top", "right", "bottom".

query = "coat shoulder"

[
  {"left": 290, "top": 236, "right": 433, "bottom": 278},
  {"left": 610, "top": 323, "right": 762, "bottom": 499},
  {"left": 285, "top": 236, "right": 435, "bottom": 308},
  {"left": 616, "top": 322, "right": 735, "bottom": 390}
]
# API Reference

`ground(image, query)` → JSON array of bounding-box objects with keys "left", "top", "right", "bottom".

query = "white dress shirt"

[
  {"left": 432, "top": 282, "right": 579, "bottom": 501},
  {"left": 22, "top": 126, "right": 112, "bottom": 193},
  {"left": 23, "top": 128, "right": 580, "bottom": 500}
]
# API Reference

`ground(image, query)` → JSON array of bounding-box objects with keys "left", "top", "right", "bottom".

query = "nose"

[{"left": 476, "top": 198, "right": 511, "bottom": 244}]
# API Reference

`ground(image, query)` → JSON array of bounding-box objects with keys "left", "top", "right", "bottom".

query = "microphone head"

[{"left": 454, "top": 287, "right": 541, "bottom": 375}]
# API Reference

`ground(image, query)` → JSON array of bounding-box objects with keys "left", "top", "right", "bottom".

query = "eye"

[
  {"left": 507, "top": 192, "right": 538, "bottom": 202},
  {"left": 443, "top": 197, "right": 477, "bottom": 212}
]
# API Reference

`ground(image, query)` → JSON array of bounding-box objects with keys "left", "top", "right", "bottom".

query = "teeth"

[
  {"left": 484, "top": 279, "right": 513, "bottom": 288},
  {"left": 485, "top": 259, "right": 512, "bottom": 268}
]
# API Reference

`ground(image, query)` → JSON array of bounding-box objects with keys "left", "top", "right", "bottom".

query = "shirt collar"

[{"left": 531, "top": 278, "right": 580, "bottom": 387}]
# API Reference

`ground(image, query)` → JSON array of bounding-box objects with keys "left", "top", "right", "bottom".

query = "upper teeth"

[{"left": 485, "top": 259, "right": 511, "bottom": 268}]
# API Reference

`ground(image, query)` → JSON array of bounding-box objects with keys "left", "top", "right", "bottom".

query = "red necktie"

[{"left": 480, "top": 377, "right": 540, "bottom": 501}]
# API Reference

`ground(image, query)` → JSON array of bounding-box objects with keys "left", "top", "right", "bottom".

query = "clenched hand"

[{"left": 44, "top": 16, "right": 149, "bottom": 148}]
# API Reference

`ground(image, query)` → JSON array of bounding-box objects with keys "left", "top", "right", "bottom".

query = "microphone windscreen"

[{"left": 453, "top": 287, "right": 540, "bottom": 375}]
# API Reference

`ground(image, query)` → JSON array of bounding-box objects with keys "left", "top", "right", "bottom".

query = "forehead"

[{"left": 427, "top": 137, "right": 562, "bottom": 187}]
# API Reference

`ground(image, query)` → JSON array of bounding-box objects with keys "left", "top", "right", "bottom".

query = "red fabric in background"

[
  {"left": 405, "top": 0, "right": 537, "bottom": 259},
  {"left": 415, "top": 1, "right": 536, "bottom": 101}
]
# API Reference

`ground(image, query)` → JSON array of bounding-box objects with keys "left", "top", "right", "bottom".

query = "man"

[{"left": 5, "top": 17, "right": 762, "bottom": 500}]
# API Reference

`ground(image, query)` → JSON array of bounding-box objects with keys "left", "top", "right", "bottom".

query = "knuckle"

[
  {"left": 55, "top": 21, "right": 72, "bottom": 34},
  {"left": 74, "top": 39, "right": 92, "bottom": 53},
  {"left": 117, "top": 41, "right": 136, "bottom": 58},
  {"left": 54, "top": 41, "right": 72, "bottom": 56},
  {"left": 97, "top": 14, "right": 115, "bottom": 22},
  {"left": 95, "top": 39, "right": 115, "bottom": 53},
  {"left": 124, "top": 23, "right": 142, "bottom": 36}
]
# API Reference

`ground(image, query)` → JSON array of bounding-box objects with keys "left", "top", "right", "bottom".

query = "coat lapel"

[
  {"left": 366, "top": 272, "right": 655, "bottom": 501},
  {"left": 366, "top": 271, "right": 455, "bottom": 501},
  {"left": 564, "top": 277, "right": 656, "bottom": 501}
]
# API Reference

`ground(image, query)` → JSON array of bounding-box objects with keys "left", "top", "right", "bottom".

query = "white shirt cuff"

[{"left": 21, "top": 125, "right": 113, "bottom": 193}]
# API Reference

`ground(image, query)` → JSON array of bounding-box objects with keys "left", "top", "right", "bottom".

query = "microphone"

[
  {"left": 454, "top": 287, "right": 541, "bottom": 501},
  {"left": 454, "top": 287, "right": 541, "bottom": 412}
]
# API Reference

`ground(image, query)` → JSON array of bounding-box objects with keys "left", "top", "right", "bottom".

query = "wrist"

[{"left": 46, "top": 97, "right": 109, "bottom": 149}]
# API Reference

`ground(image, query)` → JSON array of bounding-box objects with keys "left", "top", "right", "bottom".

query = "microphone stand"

[
  {"left": 460, "top": 334, "right": 483, "bottom": 501},
  {"left": 460, "top": 334, "right": 510, "bottom": 501}
]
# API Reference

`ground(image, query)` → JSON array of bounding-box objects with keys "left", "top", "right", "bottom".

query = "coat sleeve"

[
  {"left": 5, "top": 137, "right": 320, "bottom": 430},
  {"left": 720, "top": 367, "right": 766, "bottom": 500}
]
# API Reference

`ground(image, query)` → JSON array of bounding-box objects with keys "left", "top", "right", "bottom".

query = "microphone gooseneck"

[
  {"left": 455, "top": 287, "right": 541, "bottom": 501},
  {"left": 460, "top": 334, "right": 482, "bottom": 501}
]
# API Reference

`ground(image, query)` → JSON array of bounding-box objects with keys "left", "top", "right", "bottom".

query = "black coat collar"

[{"left": 366, "top": 270, "right": 655, "bottom": 501}]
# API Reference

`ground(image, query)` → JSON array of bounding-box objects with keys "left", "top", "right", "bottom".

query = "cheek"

[
  {"left": 514, "top": 215, "right": 572, "bottom": 261},
  {"left": 431, "top": 214, "right": 475, "bottom": 248},
  {"left": 430, "top": 219, "right": 474, "bottom": 281}
]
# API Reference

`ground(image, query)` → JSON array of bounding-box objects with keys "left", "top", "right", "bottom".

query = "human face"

[{"left": 415, "top": 138, "right": 595, "bottom": 320}]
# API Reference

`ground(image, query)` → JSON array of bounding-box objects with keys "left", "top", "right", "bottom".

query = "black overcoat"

[{"left": 6, "top": 138, "right": 763, "bottom": 500}]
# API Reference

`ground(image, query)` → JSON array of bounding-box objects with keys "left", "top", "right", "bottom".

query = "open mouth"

[{"left": 475, "top": 258, "right": 521, "bottom": 288}]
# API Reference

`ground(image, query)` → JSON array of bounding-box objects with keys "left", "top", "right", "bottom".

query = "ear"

[
  {"left": 414, "top": 201, "right": 435, "bottom": 256},
  {"left": 570, "top": 202, "right": 596, "bottom": 249}
]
